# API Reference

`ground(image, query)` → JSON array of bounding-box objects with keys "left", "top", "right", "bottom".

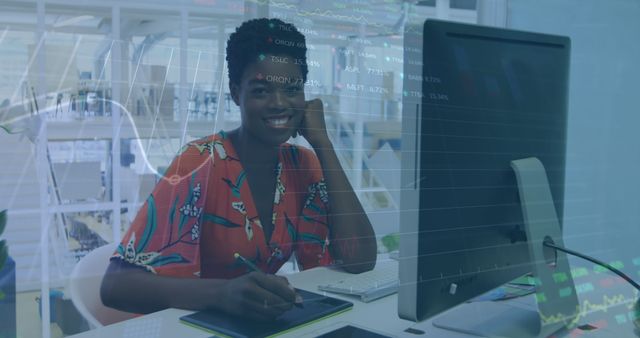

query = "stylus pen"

[{"left": 234, "top": 253, "right": 304, "bottom": 308}]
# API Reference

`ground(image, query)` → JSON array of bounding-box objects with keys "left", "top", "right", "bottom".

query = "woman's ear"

[{"left": 230, "top": 83, "right": 240, "bottom": 106}]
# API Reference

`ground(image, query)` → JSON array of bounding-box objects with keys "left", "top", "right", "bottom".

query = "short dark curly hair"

[{"left": 226, "top": 18, "right": 308, "bottom": 88}]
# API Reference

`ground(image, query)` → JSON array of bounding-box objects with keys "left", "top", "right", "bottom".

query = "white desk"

[{"left": 71, "top": 259, "right": 635, "bottom": 338}]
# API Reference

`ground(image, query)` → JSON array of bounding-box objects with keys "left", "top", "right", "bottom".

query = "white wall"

[{"left": 508, "top": 0, "right": 640, "bottom": 269}]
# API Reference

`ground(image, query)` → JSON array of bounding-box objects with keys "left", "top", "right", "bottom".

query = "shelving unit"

[
  {"left": 45, "top": 119, "right": 238, "bottom": 141},
  {"left": 1, "top": 4, "right": 242, "bottom": 338}
]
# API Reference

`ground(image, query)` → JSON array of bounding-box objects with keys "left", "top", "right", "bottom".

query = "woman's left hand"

[{"left": 298, "top": 99, "right": 330, "bottom": 148}]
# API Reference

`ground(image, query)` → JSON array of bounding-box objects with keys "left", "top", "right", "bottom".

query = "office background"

[
  {"left": 0, "top": 0, "right": 638, "bottom": 337},
  {"left": 510, "top": 0, "right": 640, "bottom": 277}
]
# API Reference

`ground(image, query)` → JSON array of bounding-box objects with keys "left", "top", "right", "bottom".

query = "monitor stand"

[{"left": 431, "top": 157, "right": 579, "bottom": 337}]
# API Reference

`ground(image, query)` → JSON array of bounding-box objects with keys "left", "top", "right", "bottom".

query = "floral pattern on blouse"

[{"left": 112, "top": 132, "right": 333, "bottom": 279}]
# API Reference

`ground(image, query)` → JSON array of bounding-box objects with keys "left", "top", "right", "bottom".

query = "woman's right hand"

[{"left": 216, "top": 272, "right": 299, "bottom": 321}]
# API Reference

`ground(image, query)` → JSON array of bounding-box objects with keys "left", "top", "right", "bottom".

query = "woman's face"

[{"left": 231, "top": 53, "right": 306, "bottom": 146}]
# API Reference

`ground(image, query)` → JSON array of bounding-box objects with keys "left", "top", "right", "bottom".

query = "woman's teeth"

[{"left": 266, "top": 117, "right": 289, "bottom": 127}]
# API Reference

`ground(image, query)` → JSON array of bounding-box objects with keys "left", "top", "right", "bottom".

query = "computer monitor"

[{"left": 399, "top": 20, "right": 577, "bottom": 337}]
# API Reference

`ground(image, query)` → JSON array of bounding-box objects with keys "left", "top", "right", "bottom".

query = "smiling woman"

[
  {"left": 230, "top": 53, "right": 306, "bottom": 146},
  {"left": 99, "top": 18, "right": 377, "bottom": 322}
]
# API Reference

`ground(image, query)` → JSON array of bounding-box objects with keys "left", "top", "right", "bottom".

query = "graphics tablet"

[{"left": 180, "top": 289, "right": 353, "bottom": 338}]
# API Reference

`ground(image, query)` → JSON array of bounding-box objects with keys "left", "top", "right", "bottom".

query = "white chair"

[{"left": 69, "top": 242, "right": 137, "bottom": 328}]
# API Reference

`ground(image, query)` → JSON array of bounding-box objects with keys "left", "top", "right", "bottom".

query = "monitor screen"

[{"left": 399, "top": 19, "right": 571, "bottom": 321}]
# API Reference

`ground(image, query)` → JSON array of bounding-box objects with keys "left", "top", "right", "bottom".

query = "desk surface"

[{"left": 71, "top": 258, "right": 636, "bottom": 338}]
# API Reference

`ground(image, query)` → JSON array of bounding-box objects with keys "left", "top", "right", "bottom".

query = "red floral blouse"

[{"left": 112, "top": 131, "right": 332, "bottom": 279}]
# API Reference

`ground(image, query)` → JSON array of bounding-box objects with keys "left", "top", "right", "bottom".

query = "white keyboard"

[{"left": 318, "top": 262, "right": 399, "bottom": 303}]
